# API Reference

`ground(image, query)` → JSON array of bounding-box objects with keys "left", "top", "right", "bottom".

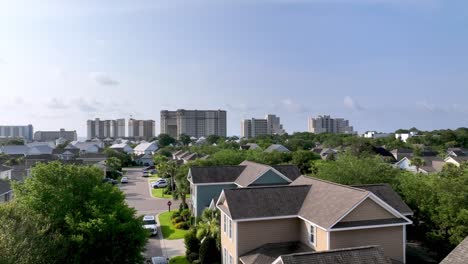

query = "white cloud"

[
  {"left": 343, "top": 96, "right": 364, "bottom": 111},
  {"left": 47, "top": 98, "right": 69, "bottom": 109},
  {"left": 89, "top": 72, "right": 119, "bottom": 86},
  {"left": 74, "top": 98, "right": 100, "bottom": 112},
  {"left": 281, "top": 98, "right": 308, "bottom": 113}
]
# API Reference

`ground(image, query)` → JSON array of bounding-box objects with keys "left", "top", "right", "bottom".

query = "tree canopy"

[{"left": 0, "top": 162, "right": 147, "bottom": 264}]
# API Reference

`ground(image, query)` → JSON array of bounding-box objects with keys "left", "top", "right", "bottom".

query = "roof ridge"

[
  {"left": 351, "top": 183, "right": 390, "bottom": 187},
  {"left": 282, "top": 245, "right": 380, "bottom": 258},
  {"left": 301, "top": 175, "right": 368, "bottom": 193},
  {"left": 228, "top": 184, "right": 310, "bottom": 191},
  {"left": 191, "top": 165, "right": 246, "bottom": 169}
]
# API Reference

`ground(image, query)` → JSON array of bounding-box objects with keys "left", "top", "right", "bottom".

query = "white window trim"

[
  {"left": 223, "top": 248, "right": 227, "bottom": 264},
  {"left": 223, "top": 214, "right": 227, "bottom": 234},
  {"left": 309, "top": 224, "right": 316, "bottom": 246},
  {"left": 229, "top": 253, "right": 233, "bottom": 264},
  {"left": 228, "top": 218, "right": 232, "bottom": 240}
]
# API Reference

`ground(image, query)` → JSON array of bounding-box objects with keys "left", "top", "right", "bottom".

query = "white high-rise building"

[
  {"left": 128, "top": 119, "right": 155, "bottom": 140},
  {"left": 308, "top": 115, "right": 354, "bottom": 134},
  {"left": 241, "top": 114, "right": 285, "bottom": 138},
  {"left": 87, "top": 118, "right": 126, "bottom": 139},
  {"left": 0, "top": 125, "right": 34, "bottom": 141}
]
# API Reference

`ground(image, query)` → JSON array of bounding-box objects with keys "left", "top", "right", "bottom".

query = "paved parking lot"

[{"left": 121, "top": 167, "right": 181, "bottom": 259}]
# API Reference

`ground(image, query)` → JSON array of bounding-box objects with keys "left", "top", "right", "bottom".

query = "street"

[{"left": 120, "top": 167, "right": 181, "bottom": 259}]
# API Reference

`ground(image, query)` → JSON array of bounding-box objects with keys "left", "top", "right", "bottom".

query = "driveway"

[{"left": 121, "top": 167, "right": 183, "bottom": 259}]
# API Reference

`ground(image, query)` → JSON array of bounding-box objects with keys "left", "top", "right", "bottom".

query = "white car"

[
  {"left": 142, "top": 215, "right": 158, "bottom": 236},
  {"left": 151, "top": 179, "right": 168, "bottom": 188},
  {"left": 142, "top": 171, "right": 151, "bottom": 177},
  {"left": 120, "top": 177, "right": 128, "bottom": 183}
]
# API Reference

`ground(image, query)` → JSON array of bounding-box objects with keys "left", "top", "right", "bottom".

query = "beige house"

[{"left": 217, "top": 176, "right": 412, "bottom": 264}]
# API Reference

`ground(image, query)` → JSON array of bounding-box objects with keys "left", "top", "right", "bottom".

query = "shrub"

[
  {"left": 171, "top": 211, "right": 181, "bottom": 219},
  {"left": 172, "top": 216, "right": 182, "bottom": 224},
  {"left": 180, "top": 209, "right": 191, "bottom": 221},
  {"left": 179, "top": 202, "right": 189, "bottom": 211},
  {"left": 199, "top": 237, "right": 221, "bottom": 264},
  {"left": 174, "top": 222, "right": 189, "bottom": 230},
  {"left": 187, "top": 252, "right": 199, "bottom": 263}
]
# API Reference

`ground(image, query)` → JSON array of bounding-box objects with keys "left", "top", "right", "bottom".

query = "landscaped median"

[
  {"left": 169, "top": 256, "right": 189, "bottom": 264},
  {"left": 148, "top": 176, "right": 190, "bottom": 199},
  {"left": 158, "top": 211, "right": 190, "bottom": 240}
]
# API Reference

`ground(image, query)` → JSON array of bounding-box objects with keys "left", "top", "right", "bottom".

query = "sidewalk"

[{"left": 157, "top": 212, "right": 186, "bottom": 258}]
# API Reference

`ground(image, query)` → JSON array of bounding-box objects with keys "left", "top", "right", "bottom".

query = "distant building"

[
  {"left": 86, "top": 118, "right": 125, "bottom": 139},
  {"left": 128, "top": 119, "right": 155, "bottom": 140},
  {"left": 395, "top": 131, "right": 417, "bottom": 143},
  {"left": 308, "top": 115, "right": 354, "bottom": 134},
  {"left": 34, "top": 128, "right": 77, "bottom": 142},
  {"left": 241, "top": 114, "right": 285, "bottom": 138},
  {"left": 160, "top": 109, "right": 227, "bottom": 139},
  {"left": 362, "top": 131, "right": 392, "bottom": 139},
  {"left": 0, "top": 125, "right": 33, "bottom": 141}
]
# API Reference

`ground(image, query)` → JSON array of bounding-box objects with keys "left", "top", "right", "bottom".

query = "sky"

[{"left": 1, "top": 0, "right": 467, "bottom": 137}]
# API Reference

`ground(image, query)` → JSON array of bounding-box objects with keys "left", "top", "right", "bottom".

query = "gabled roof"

[
  {"left": 264, "top": 144, "right": 290, "bottom": 153},
  {"left": 219, "top": 185, "right": 311, "bottom": 219},
  {"left": 279, "top": 245, "right": 391, "bottom": 264},
  {"left": 188, "top": 161, "right": 301, "bottom": 186},
  {"left": 0, "top": 164, "right": 12, "bottom": 172},
  {"left": 1, "top": 145, "right": 29, "bottom": 155},
  {"left": 218, "top": 175, "right": 411, "bottom": 229},
  {"left": 134, "top": 142, "right": 157, "bottom": 152},
  {"left": 78, "top": 153, "right": 107, "bottom": 159},
  {"left": 240, "top": 242, "right": 312, "bottom": 264},
  {"left": 351, "top": 184, "right": 413, "bottom": 216},
  {"left": 28, "top": 145, "right": 54, "bottom": 155},
  {"left": 110, "top": 143, "right": 131, "bottom": 149},
  {"left": 440, "top": 236, "right": 468, "bottom": 264}
]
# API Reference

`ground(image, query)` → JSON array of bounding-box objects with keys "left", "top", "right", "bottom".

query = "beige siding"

[
  {"left": 299, "top": 219, "right": 328, "bottom": 251},
  {"left": 330, "top": 226, "right": 404, "bottom": 263},
  {"left": 340, "top": 198, "right": 394, "bottom": 222},
  {"left": 237, "top": 218, "right": 301, "bottom": 256},
  {"left": 221, "top": 213, "right": 237, "bottom": 263}
]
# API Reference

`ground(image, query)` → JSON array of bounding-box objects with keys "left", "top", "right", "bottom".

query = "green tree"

[
  {"left": 179, "top": 134, "right": 192, "bottom": 146},
  {"left": 153, "top": 154, "right": 169, "bottom": 167},
  {"left": 291, "top": 150, "right": 320, "bottom": 174},
  {"left": 157, "top": 160, "right": 178, "bottom": 190},
  {"left": 105, "top": 157, "right": 122, "bottom": 178},
  {"left": 196, "top": 209, "right": 221, "bottom": 249},
  {"left": 173, "top": 165, "right": 190, "bottom": 209},
  {"left": 0, "top": 162, "right": 147, "bottom": 264},
  {"left": 158, "top": 134, "right": 176, "bottom": 147},
  {"left": 104, "top": 148, "right": 133, "bottom": 167},
  {"left": 206, "top": 135, "right": 221, "bottom": 145},
  {"left": 410, "top": 157, "right": 425, "bottom": 173}
]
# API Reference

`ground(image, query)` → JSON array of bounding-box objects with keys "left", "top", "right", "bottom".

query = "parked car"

[
  {"left": 142, "top": 215, "right": 158, "bottom": 236},
  {"left": 151, "top": 179, "right": 168, "bottom": 188},
  {"left": 148, "top": 256, "right": 168, "bottom": 264},
  {"left": 102, "top": 178, "right": 118, "bottom": 185},
  {"left": 120, "top": 177, "right": 128, "bottom": 183},
  {"left": 142, "top": 171, "right": 151, "bottom": 177}
]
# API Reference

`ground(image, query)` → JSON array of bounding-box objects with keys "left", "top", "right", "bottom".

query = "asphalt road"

[{"left": 120, "top": 167, "right": 181, "bottom": 259}]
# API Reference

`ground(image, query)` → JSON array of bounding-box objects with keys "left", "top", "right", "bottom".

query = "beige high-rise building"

[
  {"left": 87, "top": 118, "right": 126, "bottom": 139},
  {"left": 160, "top": 109, "right": 227, "bottom": 139},
  {"left": 308, "top": 115, "right": 354, "bottom": 134},
  {"left": 34, "top": 128, "right": 77, "bottom": 142},
  {"left": 241, "top": 114, "right": 285, "bottom": 138},
  {"left": 128, "top": 119, "right": 155, "bottom": 140}
]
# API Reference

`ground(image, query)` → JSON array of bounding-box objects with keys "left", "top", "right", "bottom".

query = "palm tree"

[
  {"left": 172, "top": 166, "right": 190, "bottom": 209},
  {"left": 156, "top": 160, "right": 178, "bottom": 191},
  {"left": 196, "top": 209, "right": 220, "bottom": 246}
]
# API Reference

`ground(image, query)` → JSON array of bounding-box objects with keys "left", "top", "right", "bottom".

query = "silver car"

[{"left": 142, "top": 215, "right": 158, "bottom": 236}]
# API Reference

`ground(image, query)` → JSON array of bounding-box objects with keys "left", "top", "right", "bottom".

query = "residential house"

[
  {"left": 27, "top": 145, "right": 54, "bottom": 155},
  {"left": 70, "top": 142, "right": 101, "bottom": 154},
  {"left": 216, "top": 176, "right": 412, "bottom": 264},
  {"left": 52, "top": 148, "right": 79, "bottom": 161},
  {"left": 0, "top": 145, "right": 29, "bottom": 156},
  {"left": 272, "top": 245, "right": 391, "bottom": 264},
  {"left": 394, "top": 156, "right": 444, "bottom": 174},
  {"left": 76, "top": 153, "right": 107, "bottom": 165},
  {"left": 188, "top": 160, "right": 301, "bottom": 218},
  {"left": 390, "top": 148, "right": 413, "bottom": 161},
  {"left": 444, "top": 156, "right": 468, "bottom": 167},
  {"left": 264, "top": 144, "right": 290, "bottom": 153},
  {"left": 447, "top": 148, "right": 468, "bottom": 157},
  {"left": 440, "top": 236, "right": 468, "bottom": 264},
  {"left": 133, "top": 141, "right": 158, "bottom": 156},
  {"left": 110, "top": 143, "right": 134, "bottom": 154},
  {"left": 172, "top": 150, "right": 184, "bottom": 160},
  {"left": 240, "top": 143, "right": 261, "bottom": 150},
  {"left": 0, "top": 165, "right": 12, "bottom": 180},
  {"left": 135, "top": 154, "right": 154, "bottom": 166},
  {"left": 0, "top": 179, "right": 12, "bottom": 203}
]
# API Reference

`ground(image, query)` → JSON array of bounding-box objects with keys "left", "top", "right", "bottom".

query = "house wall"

[
  {"left": 299, "top": 219, "right": 328, "bottom": 251},
  {"left": 237, "top": 218, "right": 301, "bottom": 258},
  {"left": 221, "top": 211, "right": 237, "bottom": 263},
  {"left": 340, "top": 198, "right": 395, "bottom": 222},
  {"left": 249, "top": 169, "right": 290, "bottom": 186},
  {"left": 330, "top": 226, "right": 404, "bottom": 263},
  {"left": 195, "top": 184, "right": 237, "bottom": 218},
  {"left": 0, "top": 170, "right": 12, "bottom": 180}
]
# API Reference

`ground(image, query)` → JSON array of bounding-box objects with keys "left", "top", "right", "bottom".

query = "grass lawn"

[
  {"left": 169, "top": 256, "right": 189, "bottom": 264},
  {"left": 149, "top": 177, "right": 191, "bottom": 199},
  {"left": 158, "top": 211, "right": 189, "bottom": 240}
]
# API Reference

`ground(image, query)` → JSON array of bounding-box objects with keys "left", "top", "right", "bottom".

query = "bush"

[
  {"left": 187, "top": 252, "right": 199, "bottom": 263},
  {"left": 180, "top": 209, "right": 191, "bottom": 221},
  {"left": 172, "top": 216, "right": 183, "bottom": 224},
  {"left": 179, "top": 202, "right": 189, "bottom": 211},
  {"left": 199, "top": 237, "right": 221, "bottom": 264},
  {"left": 172, "top": 211, "right": 181, "bottom": 219},
  {"left": 174, "top": 222, "right": 189, "bottom": 230}
]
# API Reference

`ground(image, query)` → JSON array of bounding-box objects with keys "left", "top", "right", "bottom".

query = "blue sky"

[{"left": 1, "top": 0, "right": 467, "bottom": 137}]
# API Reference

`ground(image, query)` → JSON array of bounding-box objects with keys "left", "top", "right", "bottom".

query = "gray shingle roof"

[
  {"left": 264, "top": 144, "right": 290, "bottom": 153},
  {"left": 189, "top": 161, "right": 300, "bottom": 185},
  {"left": 0, "top": 164, "right": 12, "bottom": 172},
  {"left": 280, "top": 245, "right": 391, "bottom": 264},
  {"left": 440, "top": 236, "right": 468, "bottom": 264},
  {"left": 189, "top": 166, "right": 246, "bottom": 184},
  {"left": 333, "top": 218, "right": 408, "bottom": 228},
  {"left": 221, "top": 185, "right": 311, "bottom": 220},
  {"left": 240, "top": 242, "right": 313, "bottom": 264},
  {"left": 351, "top": 184, "right": 413, "bottom": 216}
]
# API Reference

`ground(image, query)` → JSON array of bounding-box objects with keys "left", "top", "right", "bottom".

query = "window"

[
  {"left": 223, "top": 214, "right": 227, "bottom": 233},
  {"left": 223, "top": 248, "right": 227, "bottom": 264},
  {"left": 228, "top": 219, "right": 232, "bottom": 239},
  {"left": 309, "top": 225, "right": 315, "bottom": 245},
  {"left": 229, "top": 254, "right": 233, "bottom": 264}
]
